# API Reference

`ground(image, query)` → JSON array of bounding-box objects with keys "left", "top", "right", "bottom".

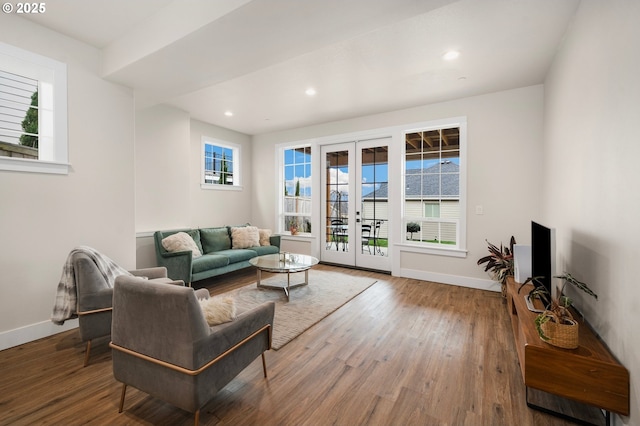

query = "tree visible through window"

[
  {"left": 201, "top": 138, "right": 240, "bottom": 187},
  {"left": 0, "top": 42, "right": 68, "bottom": 174},
  {"left": 0, "top": 70, "right": 39, "bottom": 157},
  {"left": 282, "top": 146, "right": 311, "bottom": 234}
]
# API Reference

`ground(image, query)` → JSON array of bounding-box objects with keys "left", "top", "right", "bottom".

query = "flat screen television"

[{"left": 530, "top": 221, "right": 556, "bottom": 307}]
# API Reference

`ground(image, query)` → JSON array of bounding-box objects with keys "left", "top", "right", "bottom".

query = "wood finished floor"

[{"left": 0, "top": 264, "right": 573, "bottom": 425}]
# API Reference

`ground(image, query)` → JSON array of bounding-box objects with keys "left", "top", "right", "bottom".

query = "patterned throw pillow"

[{"left": 161, "top": 232, "right": 202, "bottom": 258}]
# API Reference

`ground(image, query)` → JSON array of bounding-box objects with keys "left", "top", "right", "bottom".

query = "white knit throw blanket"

[{"left": 51, "top": 246, "right": 132, "bottom": 325}]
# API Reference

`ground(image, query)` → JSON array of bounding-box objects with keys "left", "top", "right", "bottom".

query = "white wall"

[
  {"left": 135, "top": 105, "right": 191, "bottom": 233},
  {"left": 543, "top": 1, "right": 640, "bottom": 424},
  {"left": 134, "top": 112, "right": 253, "bottom": 268},
  {"left": 0, "top": 15, "right": 136, "bottom": 349},
  {"left": 252, "top": 85, "right": 544, "bottom": 288},
  {"left": 188, "top": 118, "right": 253, "bottom": 227}
]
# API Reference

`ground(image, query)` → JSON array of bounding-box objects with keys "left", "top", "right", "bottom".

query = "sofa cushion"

[
  {"left": 214, "top": 249, "right": 258, "bottom": 263},
  {"left": 200, "top": 227, "right": 231, "bottom": 254},
  {"left": 231, "top": 226, "right": 260, "bottom": 249},
  {"left": 186, "top": 229, "right": 203, "bottom": 254},
  {"left": 191, "top": 254, "right": 230, "bottom": 273},
  {"left": 161, "top": 232, "right": 202, "bottom": 258},
  {"left": 249, "top": 245, "right": 280, "bottom": 256}
]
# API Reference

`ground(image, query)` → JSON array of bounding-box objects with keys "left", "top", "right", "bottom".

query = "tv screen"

[{"left": 531, "top": 221, "right": 556, "bottom": 303}]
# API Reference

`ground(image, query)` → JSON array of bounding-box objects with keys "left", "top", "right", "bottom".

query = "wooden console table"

[{"left": 505, "top": 277, "right": 629, "bottom": 425}]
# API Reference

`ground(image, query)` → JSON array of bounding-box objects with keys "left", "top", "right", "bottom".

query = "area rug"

[{"left": 227, "top": 269, "right": 377, "bottom": 350}]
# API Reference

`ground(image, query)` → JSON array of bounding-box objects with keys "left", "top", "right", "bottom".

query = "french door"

[{"left": 320, "top": 138, "right": 390, "bottom": 271}]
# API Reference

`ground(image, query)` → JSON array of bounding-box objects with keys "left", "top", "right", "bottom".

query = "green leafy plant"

[
  {"left": 534, "top": 273, "right": 598, "bottom": 341},
  {"left": 477, "top": 236, "right": 516, "bottom": 285}
]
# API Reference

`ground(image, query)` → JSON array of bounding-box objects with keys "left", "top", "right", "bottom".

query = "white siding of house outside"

[{"left": 361, "top": 200, "right": 389, "bottom": 239}]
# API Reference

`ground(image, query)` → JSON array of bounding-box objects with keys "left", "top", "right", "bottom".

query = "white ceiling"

[{"left": 21, "top": 0, "right": 580, "bottom": 135}]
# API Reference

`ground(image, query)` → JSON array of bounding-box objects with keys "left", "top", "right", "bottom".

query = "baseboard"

[
  {"left": 399, "top": 268, "right": 500, "bottom": 292},
  {"left": 0, "top": 318, "right": 78, "bottom": 351}
]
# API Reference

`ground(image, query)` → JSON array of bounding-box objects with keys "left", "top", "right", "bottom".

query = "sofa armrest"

[
  {"left": 269, "top": 234, "right": 281, "bottom": 249},
  {"left": 156, "top": 250, "right": 193, "bottom": 284},
  {"left": 193, "top": 301, "right": 275, "bottom": 368},
  {"left": 130, "top": 266, "right": 167, "bottom": 279}
]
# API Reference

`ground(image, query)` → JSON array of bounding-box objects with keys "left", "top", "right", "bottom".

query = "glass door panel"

[
  {"left": 321, "top": 139, "right": 391, "bottom": 272},
  {"left": 359, "top": 146, "right": 388, "bottom": 257},
  {"left": 322, "top": 143, "right": 355, "bottom": 265}
]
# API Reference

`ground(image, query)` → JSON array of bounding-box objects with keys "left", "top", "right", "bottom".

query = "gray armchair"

[
  {"left": 74, "top": 252, "right": 176, "bottom": 366},
  {"left": 109, "top": 275, "right": 275, "bottom": 425}
]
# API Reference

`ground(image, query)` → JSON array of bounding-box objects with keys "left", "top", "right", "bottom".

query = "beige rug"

[{"left": 227, "top": 269, "right": 377, "bottom": 350}]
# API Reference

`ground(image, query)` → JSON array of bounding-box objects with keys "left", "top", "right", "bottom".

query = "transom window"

[{"left": 201, "top": 138, "right": 240, "bottom": 189}]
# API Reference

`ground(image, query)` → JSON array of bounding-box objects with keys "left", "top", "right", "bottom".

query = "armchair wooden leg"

[
  {"left": 261, "top": 352, "right": 268, "bottom": 378},
  {"left": 83, "top": 340, "right": 91, "bottom": 367},
  {"left": 194, "top": 409, "right": 200, "bottom": 426},
  {"left": 118, "top": 384, "right": 127, "bottom": 413}
]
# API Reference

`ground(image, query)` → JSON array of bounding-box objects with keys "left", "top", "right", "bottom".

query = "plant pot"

[{"left": 540, "top": 318, "right": 579, "bottom": 349}]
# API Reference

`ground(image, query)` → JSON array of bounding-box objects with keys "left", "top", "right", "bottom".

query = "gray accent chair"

[
  {"left": 75, "top": 252, "right": 176, "bottom": 366},
  {"left": 110, "top": 276, "right": 275, "bottom": 426}
]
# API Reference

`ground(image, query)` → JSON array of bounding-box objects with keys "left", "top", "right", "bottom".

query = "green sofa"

[{"left": 154, "top": 225, "right": 280, "bottom": 284}]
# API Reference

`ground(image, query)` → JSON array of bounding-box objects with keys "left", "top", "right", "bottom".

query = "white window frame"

[
  {"left": 399, "top": 117, "right": 467, "bottom": 257},
  {"left": 278, "top": 143, "right": 312, "bottom": 235},
  {"left": 200, "top": 137, "right": 242, "bottom": 190},
  {"left": 0, "top": 42, "right": 68, "bottom": 174}
]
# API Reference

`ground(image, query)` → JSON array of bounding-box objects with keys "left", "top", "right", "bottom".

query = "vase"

[{"left": 540, "top": 318, "right": 579, "bottom": 349}]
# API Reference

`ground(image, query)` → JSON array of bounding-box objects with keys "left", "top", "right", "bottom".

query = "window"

[
  {"left": 403, "top": 119, "right": 466, "bottom": 251},
  {"left": 201, "top": 137, "right": 240, "bottom": 189},
  {"left": 0, "top": 42, "right": 68, "bottom": 174},
  {"left": 281, "top": 145, "right": 312, "bottom": 234}
]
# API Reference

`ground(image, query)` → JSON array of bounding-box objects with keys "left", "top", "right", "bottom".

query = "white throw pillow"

[
  {"left": 258, "top": 228, "right": 272, "bottom": 246},
  {"left": 161, "top": 232, "right": 202, "bottom": 258},
  {"left": 199, "top": 296, "right": 236, "bottom": 326},
  {"left": 231, "top": 226, "right": 260, "bottom": 249}
]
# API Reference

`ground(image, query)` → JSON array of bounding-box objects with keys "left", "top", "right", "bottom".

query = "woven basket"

[{"left": 540, "top": 318, "right": 579, "bottom": 349}]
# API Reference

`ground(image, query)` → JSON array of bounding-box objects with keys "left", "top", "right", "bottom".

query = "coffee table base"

[{"left": 256, "top": 268, "right": 309, "bottom": 299}]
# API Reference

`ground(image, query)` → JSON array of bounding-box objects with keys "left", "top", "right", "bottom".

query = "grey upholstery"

[
  {"left": 74, "top": 252, "right": 179, "bottom": 366},
  {"left": 110, "top": 276, "right": 275, "bottom": 425}
]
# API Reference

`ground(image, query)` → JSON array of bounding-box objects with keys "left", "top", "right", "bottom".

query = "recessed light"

[
  {"left": 305, "top": 87, "right": 317, "bottom": 96},
  {"left": 224, "top": 111, "right": 233, "bottom": 117},
  {"left": 443, "top": 50, "right": 460, "bottom": 60}
]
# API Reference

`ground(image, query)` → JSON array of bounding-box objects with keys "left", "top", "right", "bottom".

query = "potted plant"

[
  {"left": 534, "top": 273, "right": 598, "bottom": 349},
  {"left": 477, "top": 236, "right": 516, "bottom": 297},
  {"left": 288, "top": 219, "right": 299, "bottom": 235}
]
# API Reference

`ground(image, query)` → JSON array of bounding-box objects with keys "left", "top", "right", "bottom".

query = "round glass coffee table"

[{"left": 249, "top": 253, "right": 319, "bottom": 299}]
